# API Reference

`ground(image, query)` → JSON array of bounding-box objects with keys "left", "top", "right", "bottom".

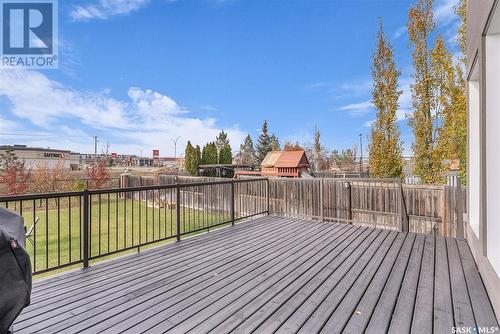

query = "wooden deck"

[{"left": 15, "top": 216, "right": 498, "bottom": 333}]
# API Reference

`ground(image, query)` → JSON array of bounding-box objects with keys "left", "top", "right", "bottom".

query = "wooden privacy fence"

[
  {"left": 268, "top": 178, "right": 466, "bottom": 238},
  {"left": 402, "top": 183, "right": 466, "bottom": 238},
  {"left": 121, "top": 175, "right": 466, "bottom": 238},
  {"left": 268, "top": 178, "right": 408, "bottom": 232},
  {"left": 121, "top": 174, "right": 267, "bottom": 220}
]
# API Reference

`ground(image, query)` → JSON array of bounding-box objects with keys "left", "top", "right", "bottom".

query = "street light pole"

[
  {"left": 171, "top": 136, "right": 181, "bottom": 172},
  {"left": 93, "top": 136, "right": 98, "bottom": 164},
  {"left": 139, "top": 147, "right": 144, "bottom": 167}
]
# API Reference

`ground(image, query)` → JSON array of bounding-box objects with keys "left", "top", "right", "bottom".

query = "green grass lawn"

[{"left": 3, "top": 196, "right": 228, "bottom": 275}]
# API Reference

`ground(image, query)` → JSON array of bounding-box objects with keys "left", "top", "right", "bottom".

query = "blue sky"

[{"left": 0, "top": 0, "right": 462, "bottom": 157}]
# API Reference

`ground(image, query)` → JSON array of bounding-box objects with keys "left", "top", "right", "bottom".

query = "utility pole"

[
  {"left": 359, "top": 134, "right": 363, "bottom": 173},
  {"left": 93, "top": 136, "right": 98, "bottom": 163},
  {"left": 105, "top": 141, "right": 110, "bottom": 157}
]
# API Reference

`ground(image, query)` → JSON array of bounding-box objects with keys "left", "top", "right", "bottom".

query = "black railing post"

[
  {"left": 82, "top": 189, "right": 89, "bottom": 269},
  {"left": 266, "top": 178, "right": 270, "bottom": 215},
  {"left": 230, "top": 180, "right": 235, "bottom": 226},
  {"left": 176, "top": 183, "right": 181, "bottom": 241}
]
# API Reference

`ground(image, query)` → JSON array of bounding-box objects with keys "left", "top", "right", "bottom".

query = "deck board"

[
  {"left": 87, "top": 221, "right": 347, "bottom": 333},
  {"left": 15, "top": 215, "right": 499, "bottom": 334},
  {"left": 18, "top": 218, "right": 303, "bottom": 331},
  {"left": 447, "top": 237, "right": 476, "bottom": 328},
  {"left": 411, "top": 235, "right": 435, "bottom": 333},
  {"left": 433, "top": 236, "right": 455, "bottom": 333}
]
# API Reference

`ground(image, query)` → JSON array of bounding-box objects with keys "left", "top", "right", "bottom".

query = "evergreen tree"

[
  {"left": 215, "top": 130, "right": 232, "bottom": 164},
  {"left": 201, "top": 142, "right": 218, "bottom": 176},
  {"left": 369, "top": 20, "right": 404, "bottom": 178},
  {"left": 236, "top": 134, "right": 257, "bottom": 164},
  {"left": 215, "top": 130, "right": 230, "bottom": 154},
  {"left": 270, "top": 135, "right": 280, "bottom": 151},
  {"left": 219, "top": 144, "right": 233, "bottom": 164},
  {"left": 219, "top": 144, "right": 233, "bottom": 177},
  {"left": 193, "top": 145, "right": 201, "bottom": 176},
  {"left": 408, "top": 0, "right": 440, "bottom": 184},
  {"left": 256, "top": 120, "right": 272, "bottom": 163},
  {"left": 0, "top": 147, "right": 24, "bottom": 171},
  {"left": 255, "top": 120, "right": 281, "bottom": 163},
  {"left": 184, "top": 141, "right": 194, "bottom": 175}
]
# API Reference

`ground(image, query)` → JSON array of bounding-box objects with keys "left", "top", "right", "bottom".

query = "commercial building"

[
  {"left": 131, "top": 156, "right": 184, "bottom": 167},
  {"left": 467, "top": 0, "right": 500, "bottom": 316},
  {"left": 0, "top": 145, "right": 80, "bottom": 170}
]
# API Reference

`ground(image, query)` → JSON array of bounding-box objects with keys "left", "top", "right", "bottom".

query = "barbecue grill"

[{"left": 0, "top": 208, "right": 32, "bottom": 334}]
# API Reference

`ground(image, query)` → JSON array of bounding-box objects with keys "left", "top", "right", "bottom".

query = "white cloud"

[
  {"left": 394, "top": 26, "right": 407, "bottom": 39},
  {"left": 434, "top": 0, "right": 459, "bottom": 26},
  {"left": 70, "top": 0, "right": 150, "bottom": 21},
  {"left": 200, "top": 104, "right": 217, "bottom": 111},
  {"left": 0, "top": 70, "right": 129, "bottom": 129},
  {"left": 308, "top": 82, "right": 333, "bottom": 90},
  {"left": 339, "top": 80, "right": 372, "bottom": 96},
  {"left": 0, "top": 115, "right": 17, "bottom": 132},
  {"left": 128, "top": 87, "right": 186, "bottom": 118},
  {"left": 309, "top": 79, "right": 372, "bottom": 97},
  {"left": 338, "top": 101, "right": 374, "bottom": 117},
  {"left": 0, "top": 70, "right": 244, "bottom": 155}
]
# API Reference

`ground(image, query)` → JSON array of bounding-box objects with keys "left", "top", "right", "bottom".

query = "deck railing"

[
  {"left": 0, "top": 175, "right": 466, "bottom": 276},
  {"left": 0, "top": 178, "right": 269, "bottom": 275},
  {"left": 124, "top": 175, "right": 466, "bottom": 238}
]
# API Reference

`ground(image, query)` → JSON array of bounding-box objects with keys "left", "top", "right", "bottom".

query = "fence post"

[
  {"left": 231, "top": 180, "right": 235, "bottom": 226},
  {"left": 456, "top": 177, "right": 464, "bottom": 238},
  {"left": 398, "top": 180, "right": 409, "bottom": 233},
  {"left": 266, "top": 178, "right": 270, "bottom": 215},
  {"left": 82, "top": 189, "right": 89, "bottom": 269},
  {"left": 319, "top": 178, "right": 324, "bottom": 223},
  {"left": 176, "top": 183, "right": 181, "bottom": 241},
  {"left": 344, "top": 182, "right": 352, "bottom": 222}
]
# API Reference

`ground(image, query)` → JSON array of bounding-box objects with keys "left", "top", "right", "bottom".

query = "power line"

[{"left": 0, "top": 132, "right": 92, "bottom": 139}]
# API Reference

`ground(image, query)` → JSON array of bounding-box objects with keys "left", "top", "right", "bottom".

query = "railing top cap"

[{"left": 0, "top": 177, "right": 269, "bottom": 201}]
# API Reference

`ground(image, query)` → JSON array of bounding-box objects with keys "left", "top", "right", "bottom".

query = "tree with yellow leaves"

[
  {"left": 369, "top": 20, "right": 404, "bottom": 178},
  {"left": 448, "top": 0, "right": 468, "bottom": 181},
  {"left": 430, "top": 36, "right": 456, "bottom": 183},
  {"left": 408, "top": 0, "right": 444, "bottom": 184},
  {"left": 405, "top": 0, "right": 467, "bottom": 184},
  {"left": 434, "top": 38, "right": 467, "bottom": 181}
]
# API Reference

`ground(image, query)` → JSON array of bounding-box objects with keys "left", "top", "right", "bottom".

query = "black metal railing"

[{"left": 0, "top": 178, "right": 269, "bottom": 275}]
